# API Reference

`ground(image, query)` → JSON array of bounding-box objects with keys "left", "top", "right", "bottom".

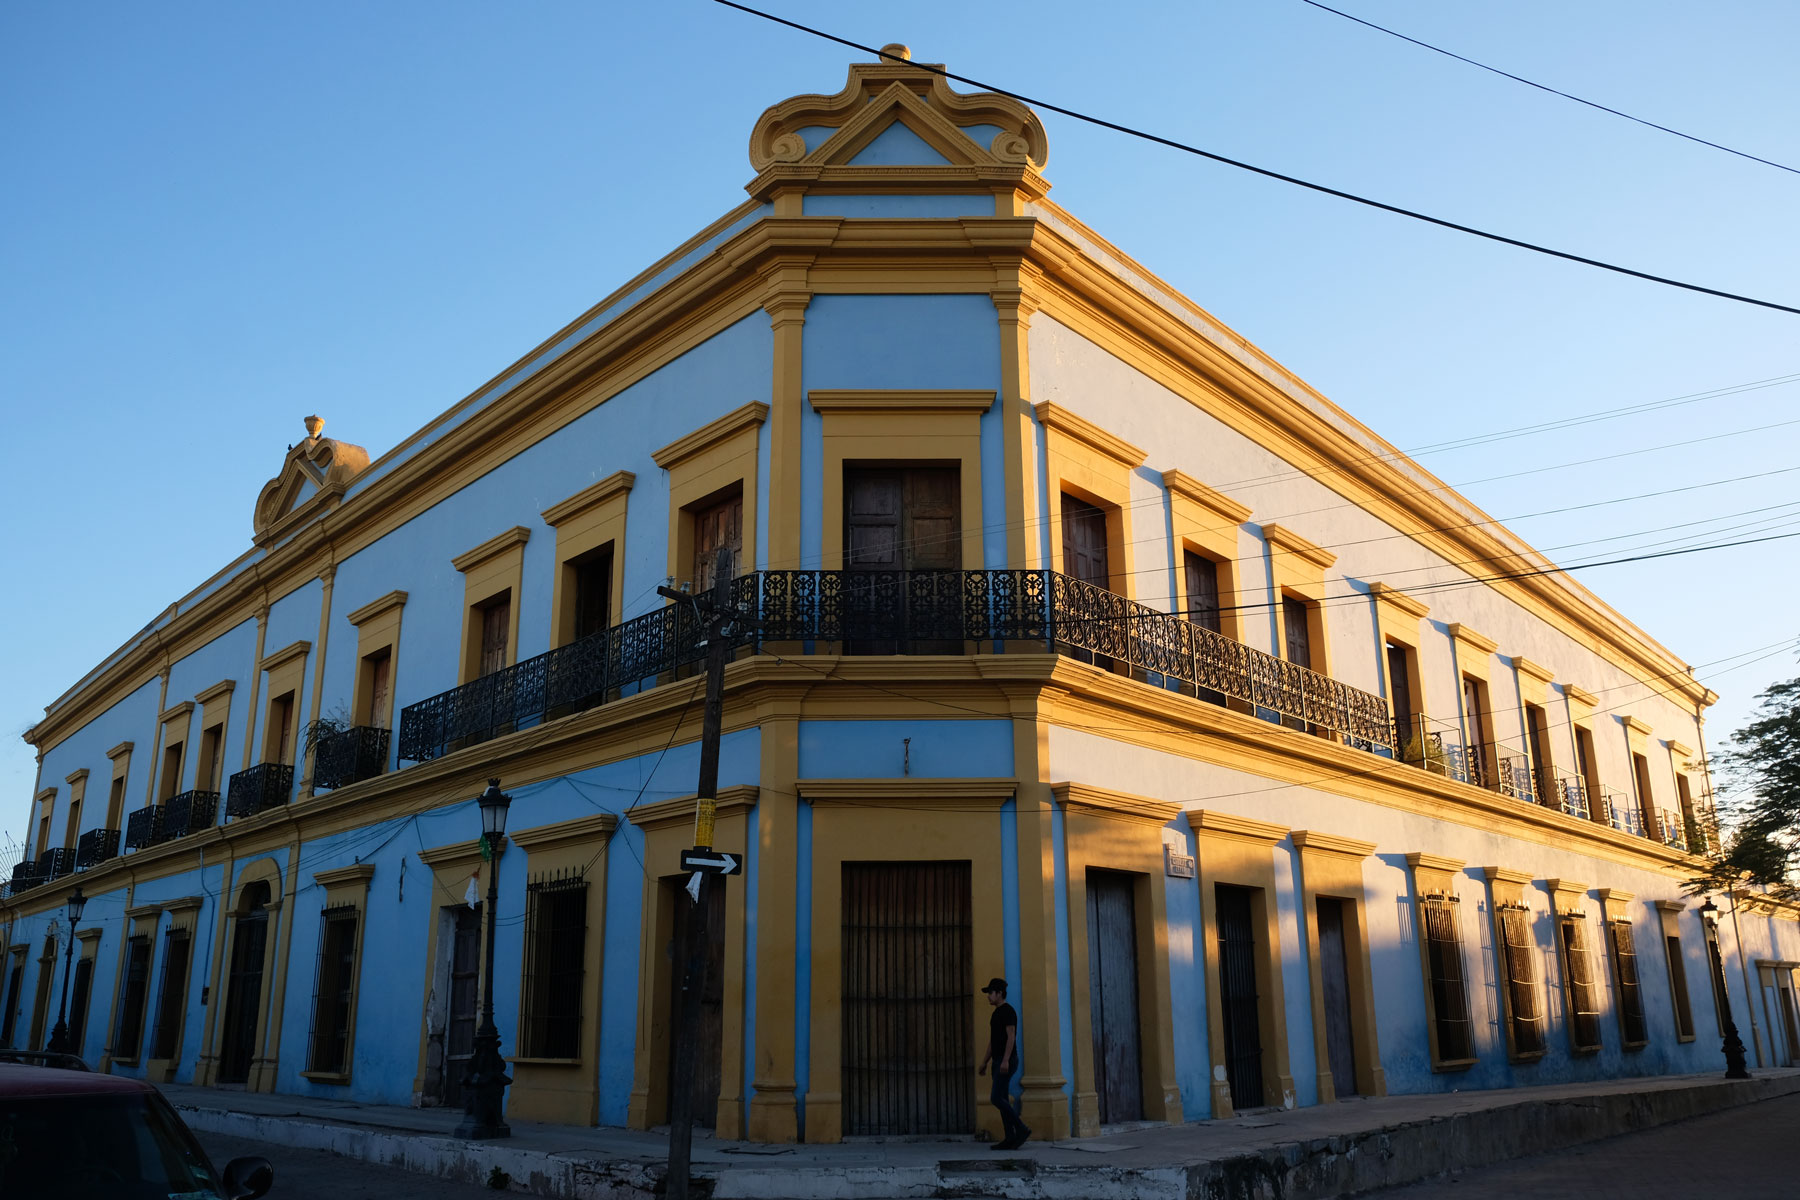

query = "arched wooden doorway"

[{"left": 218, "top": 879, "right": 272, "bottom": 1084}]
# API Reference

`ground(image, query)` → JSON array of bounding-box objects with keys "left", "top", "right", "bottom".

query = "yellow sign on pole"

[{"left": 694, "top": 795, "right": 717, "bottom": 851}]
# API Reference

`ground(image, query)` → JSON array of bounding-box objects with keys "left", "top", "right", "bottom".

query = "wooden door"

[
  {"left": 479, "top": 598, "right": 510, "bottom": 678},
  {"left": 1314, "top": 898, "right": 1358, "bottom": 1096},
  {"left": 1184, "top": 551, "right": 1221, "bottom": 632},
  {"left": 1281, "top": 597, "right": 1312, "bottom": 670},
  {"left": 1462, "top": 677, "right": 1489, "bottom": 787},
  {"left": 693, "top": 493, "right": 743, "bottom": 593},
  {"left": 1061, "top": 494, "right": 1109, "bottom": 587},
  {"left": 1215, "top": 884, "right": 1265, "bottom": 1110},
  {"left": 219, "top": 911, "right": 268, "bottom": 1083},
  {"left": 665, "top": 876, "right": 726, "bottom": 1128},
  {"left": 1085, "top": 869, "right": 1144, "bottom": 1124},
  {"left": 841, "top": 861, "right": 973, "bottom": 1136},
  {"left": 441, "top": 906, "right": 480, "bottom": 1107},
  {"left": 844, "top": 467, "right": 962, "bottom": 652},
  {"left": 1780, "top": 983, "right": 1799, "bottom": 1067},
  {"left": 572, "top": 549, "right": 613, "bottom": 642},
  {"left": 1387, "top": 643, "right": 1415, "bottom": 753}
]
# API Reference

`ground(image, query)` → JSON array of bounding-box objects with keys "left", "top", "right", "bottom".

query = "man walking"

[{"left": 978, "top": 977, "right": 1030, "bottom": 1149}]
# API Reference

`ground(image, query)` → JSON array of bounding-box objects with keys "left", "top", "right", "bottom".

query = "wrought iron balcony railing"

[
  {"left": 38, "top": 848, "right": 76, "bottom": 881},
  {"left": 162, "top": 790, "right": 219, "bottom": 839},
  {"left": 311, "top": 724, "right": 391, "bottom": 790},
  {"left": 9, "top": 859, "right": 46, "bottom": 893},
  {"left": 1651, "top": 809, "right": 1688, "bottom": 852},
  {"left": 125, "top": 805, "right": 165, "bottom": 851},
  {"left": 75, "top": 827, "right": 121, "bottom": 869},
  {"left": 399, "top": 568, "right": 1397, "bottom": 763},
  {"left": 1601, "top": 788, "right": 1644, "bottom": 838},
  {"left": 1392, "top": 715, "right": 1462, "bottom": 778},
  {"left": 227, "top": 763, "right": 294, "bottom": 820},
  {"left": 1553, "top": 772, "right": 1592, "bottom": 821}
]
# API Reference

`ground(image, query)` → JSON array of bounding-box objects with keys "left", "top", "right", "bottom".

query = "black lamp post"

[
  {"left": 455, "top": 779, "right": 513, "bottom": 1140},
  {"left": 1700, "top": 898, "right": 1752, "bottom": 1079},
  {"left": 44, "top": 886, "right": 88, "bottom": 1055}
]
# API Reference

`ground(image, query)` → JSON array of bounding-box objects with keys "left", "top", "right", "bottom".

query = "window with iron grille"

[
  {"left": 307, "top": 905, "right": 361, "bottom": 1074},
  {"left": 114, "top": 935, "right": 154, "bottom": 1061},
  {"left": 520, "top": 873, "right": 587, "bottom": 1059},
  {"left": 1559, "top": 915, "right": 1603, "bottom": 1052},
  {"left": 1, "top": 950, "right": 23, "bottom": 1047},
  {"left": 1496, "top": 904, "right": 1545, "bottom": 1057},
  {"left": 149, "top": 928, "right": 191, "bottom": 1060},
  {"left": 1665, "top": 933, "right": 1696, "bottom": 1039},
  {"left": 1608, "top": 920, "right": 1648, "bottom": 1047},
  {"left": 67, "top": 955, "right": 94, "bottom": 1053},
  {"left": 1419, "top": 894, "right": 1474, "bottom": 1063}
]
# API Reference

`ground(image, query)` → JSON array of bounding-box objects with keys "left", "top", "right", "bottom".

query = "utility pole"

[{"left": 658, "top": 546, "right": 740, "bottom": 1200}]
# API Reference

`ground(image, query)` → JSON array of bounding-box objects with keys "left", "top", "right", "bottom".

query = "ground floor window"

[
  {"left": 114, "top": 935, "right": 153, "bottom": 1061},
  {"left": 520, "top": 874, "right": 587, "bottom": 1060},
  {"left": 307, "top": 906, "right": 361, "bottom": 1074},
  {"left": 1496, "top": 904, "right": 1545, "bottom": 1057},
  {"left": 1420, "top": 895, "right": 1473, "bottom": 1064},
  {"left": 1608, "top": 920, "right": 1648, "bottom": 1048},
  {"left": 1560, "top": 915, "right": 1604, "bottom": 1053}
]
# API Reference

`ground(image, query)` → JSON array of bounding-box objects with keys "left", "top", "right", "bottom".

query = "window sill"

[
  {"left": 509, "top": 1056, "right": 582, "bottom": 1067},
  {"left": 1621, "top": 1039, "right": 1648, "bottom": 1051},
  {"left": 1676, "top": 1034, "right": 1696, "bottom": 1044},
  {"left": 1505, "top": 1050, "right": 1547, "bottom": 1064},
  {"left": 110, "top": 1057, "right": 140, "bottom": 1068},
  {"left": 300, "top": 1070, "right": 352, "bottom": 1084},
  {"left": 1429, "top": 1057, "right": 1477, "bottom": 1072}
]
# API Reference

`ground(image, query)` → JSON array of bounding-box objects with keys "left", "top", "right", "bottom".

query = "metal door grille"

[
  {"left": 1608, "top": 920, "right": 1647, "bottom": 1046},
  {"left": 1561, "top": 916, "right": 1603, "bottom": 1051},
  {"left": 521, "top": 871, "right": 588, "bottom": 1060},
  {"left": 1496, "top": 904, "right": 1544, "bottom": 1056},
  {"left": 1215, "top": 884, "right": 1265, "bottom": 1110},
  {"left": 842, "top": 861, "right": 973, "bottom": 1136},
  {"left": 442, "top": 907, "right": 480, "bottom": 1107},
  {"left": 1420, "top": 895, "right": 1473, "bottom": 1062},
  {"left": 150, "top": 930, "right": 191, "bottom": 1060},
  {"left": 115, "top": 935, "right": 153, "bottom": 1061}
]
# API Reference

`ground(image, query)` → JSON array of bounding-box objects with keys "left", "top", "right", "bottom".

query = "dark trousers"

[{"left": 990, "top": 1064, "right": 1025, "bottom": 1139}]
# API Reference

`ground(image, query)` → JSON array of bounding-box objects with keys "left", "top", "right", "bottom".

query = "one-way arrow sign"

[{"left": 680, "top": 848, "right": 742, "bottom": 876}]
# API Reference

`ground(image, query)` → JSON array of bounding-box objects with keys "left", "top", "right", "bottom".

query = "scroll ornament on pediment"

[{"left": 252, "top": 415, "right": 371, "bottom": 541}]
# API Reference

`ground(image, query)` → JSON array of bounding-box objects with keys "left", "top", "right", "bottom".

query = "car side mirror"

[{"left": 223, "top": 1155, "right": 274, "bottom": 1199}]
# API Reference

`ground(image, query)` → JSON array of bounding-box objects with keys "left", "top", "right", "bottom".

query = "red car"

[{"left": 0, "top": 1059, "right": 273, "bottom": 1199}]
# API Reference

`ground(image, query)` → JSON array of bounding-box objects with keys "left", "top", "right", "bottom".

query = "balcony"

[
  {"left": 75, "top": 827, "right": 121, "bottom": 869},
  {"left": 227, "top": 763, "right": 294, "bottom": 820},
  {"left": 10, "top": 859, "right": 47, "bottom": 893},
  {"left": 311, "top": 724, "right": 391, "bottom": 790},
  {"left": 38, "top": 848, "right": 76, "bottom": 881},
  {"left": 125, "top": 804, "right": 165, "bottom": 850},
  {"left": 1551, "top": 772, "right": 1592, "bottom": 821},
  {"left": 1600, "top": 788, "right": 1645, "bottom": 838},
  {"left": 398, "top": 569, "right": 1396, "bottom": 763},
  {"left": 1651, "top": 809, "right": 1688, "bottom": 852},
  {"left": 162, "top": 790, "right": 220, "bottom": 839}
]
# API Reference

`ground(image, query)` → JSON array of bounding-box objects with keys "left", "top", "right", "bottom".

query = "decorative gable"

[
  {"left": 746, "top": 44, "right": 1050, "bottom": 204},
  {"left": 252, "top": 415, "right": 371, "bottom": 545}
]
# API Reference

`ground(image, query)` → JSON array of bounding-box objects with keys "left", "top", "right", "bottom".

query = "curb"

[{"left": 176, "top": 1072, "right": 1800, "bottom": 1200}]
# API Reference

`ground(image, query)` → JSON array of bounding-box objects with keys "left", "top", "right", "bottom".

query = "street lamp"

[
  {"left": 44, "top": 886, "right": 88, "bottom": 1055},
  {"left": 455, "top": 779, "right": 513, "bottom": 1140},
  {"left": 1699, "top": 898, "right": 1751, "bottom": 1079}
]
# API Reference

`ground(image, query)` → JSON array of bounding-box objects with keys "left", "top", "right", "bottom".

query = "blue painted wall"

[
  {"left": 797, "top": 718, "right": 1012, "bottom": 779},
  {"left": 801, "top": 194, "right": 993, "bottom": 219}
]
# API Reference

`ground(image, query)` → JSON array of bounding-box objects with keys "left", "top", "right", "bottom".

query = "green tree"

[{"left": 1690, "top": 675, "right": 1800, "bottom": 902}]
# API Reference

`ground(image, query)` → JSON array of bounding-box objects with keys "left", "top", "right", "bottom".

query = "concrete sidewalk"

[{"left": 165, "top": 1070, "right": 1800, "bottom": 1200}]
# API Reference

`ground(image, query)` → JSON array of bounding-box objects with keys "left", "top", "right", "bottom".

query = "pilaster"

[{"left": 747, "top": 700, "right": 802, "bottom": 1141}]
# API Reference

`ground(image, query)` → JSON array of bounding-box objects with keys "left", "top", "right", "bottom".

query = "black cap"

[{"left": 983, "top": 977, "right": 1007, "bottom": 995}]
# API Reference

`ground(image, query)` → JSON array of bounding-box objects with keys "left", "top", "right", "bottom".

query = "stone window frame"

[
  {"left": 300, "top": 863, "right": 375, "bottom": 1084},
  {"left": 1294, "top": 830, "right": 1386, "bottom": 1100},
  {"left": 1654, "top": 898, "right": 1698, "bottom": 1043},
  {"left": 1547, "top": 878, "right": 1604, "bottom": 1055},
  {"left": 345, "top": 590, "right": 408, "bottom": 731},
  {"left": 1165, "top": 470, "right": 1252, "bottom": 644},
  {"left": 1035, "top": 401, "right": 1145, "bottom": 600},
  {"left": 1598, "top": 888, "right": 1649, "bottom": 1050},
  {"left": 145, "top": 896, "right": 203, "bottom": 1082},
  {"left": 652, "top": 402, "right": 766, "bottom": 585},
  {"left": 1482, "top": 867, "right": 1547, "bottom": 1063},
  {"left": 453, "top": 527, "right": 530, "bottom": 684},
  {"left": 542, "top": 471, "right": 634, "bottom": 647},
  {"left": 1406, "top": 853, "right": 1477, "bottom": 1071}
]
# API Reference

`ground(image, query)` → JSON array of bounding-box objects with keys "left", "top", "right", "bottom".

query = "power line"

[
  {"left": 1299, "top": 0, "right": 1800, "bottom": 177},
  {"left": 708, "top": 0, "right": 1800, "bottom": 316}
]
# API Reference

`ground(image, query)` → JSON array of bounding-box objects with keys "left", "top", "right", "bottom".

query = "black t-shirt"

[{"left": 989, "top": 1002, "right": 1019, "bottom": 1071}]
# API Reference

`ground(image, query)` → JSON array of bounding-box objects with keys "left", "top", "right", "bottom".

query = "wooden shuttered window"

[
  {"left": 1419, "top": 895, "right": 1473, "bottom": 1064},
  {"left": 1183, "top": 550, "right": 1221, "bottom": 632},
  {"left": 571, "top": 548, "right": 613, "bottom": 642},
  {"left": 520, "top": 873, "right": 587, "bottom": 1060},
  {"left": 479, "top": 596, "right": 511, "bottom": 678},
  {"left": 1281, "top": 596, "right": 1312, "bottom": 670},
  {"left": 307, "top": 905, "right": 360, "bottom": 1075},
  {"left": 149, "top": 928, "right": 191, "bottom": 1060},
  {"left": 1496, "top": 904, "right": 1545, "bottom": 1057},
  {"left": 846, "top": 467, "right": 960, "bottom": 571},
  {"left": 114, "top": 935, "right": 154, "bottom": 1061},
  {"left": 693, "top": 492, "right": 743, "bottom": 594},
  {"left": 66, "top": 956, "right": 94, "bottom": 1053},
  {"left": 1560, "top": 915, "right": 1604, "bottom": 1052},
  {"left": 1060, "top": 494, "right": 1109, "bottom": 587},
  {"left": 1665, "top": 933, "right": 1696, "bottom": 1039},
  {"left": 1608, "top": 920, "right": 1648, "bottom": 1047}
]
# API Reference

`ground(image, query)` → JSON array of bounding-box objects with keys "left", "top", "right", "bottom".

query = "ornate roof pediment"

[
  {"left": 746, "top": 45, "right": 1050, "bottom": 200},
  {"left": 253, "top": 415, "right": 370, "bottom": 545}
]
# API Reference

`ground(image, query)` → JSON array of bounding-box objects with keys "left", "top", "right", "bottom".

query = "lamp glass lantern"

[
  {"left": 477, "top": 779, "right": 512, "bottom": 843},
  {"left": 66, "top": 886, "right": 87, "bottom": 926}
]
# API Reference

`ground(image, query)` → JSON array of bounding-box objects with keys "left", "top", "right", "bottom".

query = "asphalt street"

[{"left": 1366, "top": 1090, "right": 1800, "bottom": 1199}]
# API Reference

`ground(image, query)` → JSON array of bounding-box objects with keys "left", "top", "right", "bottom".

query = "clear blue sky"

[{"left": 3, "top": 1, "right": 1796, "bottom": 841}]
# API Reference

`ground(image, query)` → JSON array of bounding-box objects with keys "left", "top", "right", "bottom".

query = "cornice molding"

[
  {"left": 1544, "top": 878, "right": 1592, "bottom": 910},
  {"left": 1564, "top": 685, "right": 1599, "bottom": 709},
  {"left": 1032, "top": 401, "right": 1147, "bottom": 467},
  {"left": 125, "top": 903, "right": 164, "bottom": 921},
  {"left": 652, "top": 402, "right": 770, "bottom": 470},
  {"left": 510, "top": 812, "right": 619, "bottom": 852},
  {"left": 258, "top": 639, "right": 311, "bottom": 675},
  {"left": 451, "top": 527, "right": 531, "bottom": 575},
  {"left": 1622, "top": 716, "right": 1654, "bottom": 737},
  {"left": 1654, "top": 899, "right": 1687, "bottom": 912},
  {"left": 1513, "top": 657, "right": 1555, "bottom": 686},
  {"left": 797, "top": 777, "right": 1015, "bottom": 809},
  {"left": 158, "top": 701, "right": 196, "bottom": 727},
  {"left": 1261, "top": 523, "right": 1338, "bottom": 571},
  {"left": 1668, "top": 740, "right": 1696, "bottom": 760},
  {"left": 1052, "top": 782, "right": 1182, "bottom": 827},
  {"left": 107, "top": 741, "right": 134, "bottom": 761},
  {"left": 1161, "top": 470, "right": 1251, "bottom": 526},
  {"left": 1406, "top": 852, "right": 1466, "bottom": 874},
  {"left": 1291, "top": 830, "right": 1376, "bottom": 859},
  {"left": 807, "top": 389, "right": 997, "bottom": 415},
  {"left": 541, "top": 470, "right": 637, "bottom": 528},
  {"left": 346, "top": 590, "right": 409, "bottom": 628},
  {"left": 64, "top": 768, "right": 90, "bottom": 786},
  {"left": 194, "top": 679, "right": 236, "bottom": 706},
  {"left": 627, "top": 785, "right": 758, "bottom": 833},
  {"left": 1447, "top": 624, "right": 1499, "bottom": 657},
  {"left": 1190, "top": 810, "right": 1287, "bottom": 845},
  {"left": 162, "top": 895, "right": 204, "bottom": 915},
  {"left": 312, "top": 863, "right": 376, "bottom": 890},
  {"left": 1481, "top": 866, "right": 1533, "bottom": 886},
  {"left": 1369, "top": 582, "right": 1429, "bottom": 621},
  {"left": 34, "top": 788, "right": 55, "bottom": 806},
  {"left": 418, "top": 835, "right": 500, "bottom": 869}
]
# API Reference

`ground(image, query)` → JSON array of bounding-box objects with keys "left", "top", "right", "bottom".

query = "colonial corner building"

[{"left": 5, "top": 50, "right": 1798, "bottom": 1143}]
